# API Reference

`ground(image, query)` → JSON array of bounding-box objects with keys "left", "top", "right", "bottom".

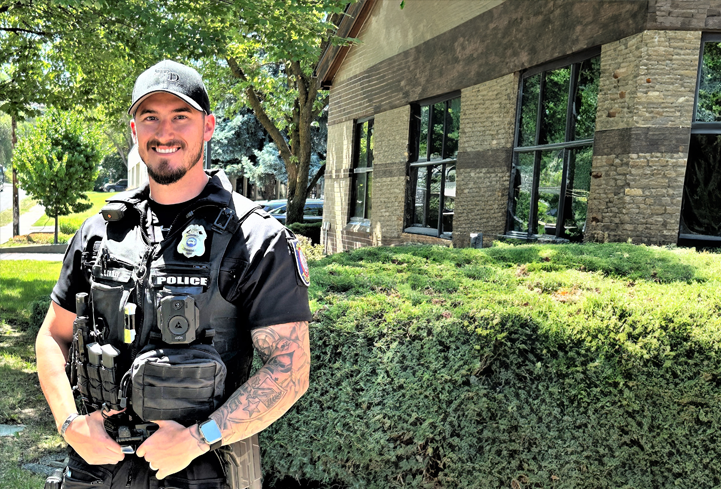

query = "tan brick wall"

[
  {"left": 335, "top": 0, "right": 505, "bottom": 84},
  {"left": 648, "top": 0, "right": 721, "bottom": 30},
  {"left": 587, "top": 153, "right": 687, "bottom": 244},
  {"left": 453, "top": 73, "right": 519, "bottom": 248},
  {"left": 597, "top": 30, "right": 699, "bottom": 130},
  {"left": 322, "top": 120, "right": 354, "bottom": 254},
  {"left": 372, "top": 106, "right": 411, "bottom": 245},
  {"left": 596, "top": 33, "right": 643, "bottom": 131},
  {"left": 586, "top": 30, "right": 701, "bottom": 245}
]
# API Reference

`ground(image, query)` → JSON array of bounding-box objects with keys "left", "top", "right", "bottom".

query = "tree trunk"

[
  {"left": 225, "top": 57, "right": 326, "bottom": 226},
  {"left": 11, "top": 115, "right": 19, "bottom": 237},
  {"left": 54, "top": 213, "right": 59, "bottom": 244}
]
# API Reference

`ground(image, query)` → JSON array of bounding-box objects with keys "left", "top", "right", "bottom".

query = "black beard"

[{"left": 146, "top": 145, "right": 204, "bottom": 185}]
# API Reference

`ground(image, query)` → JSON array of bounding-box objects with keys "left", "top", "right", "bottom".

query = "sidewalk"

[
  {"left": 0, "top": 205, "right": 65, "bottom": 261},
  {"left": 0, "top": 204, "right": 49, "bottom": 244}
]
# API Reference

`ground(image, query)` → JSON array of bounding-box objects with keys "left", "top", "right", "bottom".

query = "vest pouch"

[
  {"left": 90, "top": 281, "right": 131, "bottom": 345},
  {"left": 130, "top": 344, "right": 226, "bottom": 423}
]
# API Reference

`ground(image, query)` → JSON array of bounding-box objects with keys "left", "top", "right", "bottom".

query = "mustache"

[{"left": 146, "top": 139, "right": 185, "bottom": 150}]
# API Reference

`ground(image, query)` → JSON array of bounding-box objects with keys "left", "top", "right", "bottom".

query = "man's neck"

[{"left": 148, "top": 164, "right": 209, "bottom": 205}]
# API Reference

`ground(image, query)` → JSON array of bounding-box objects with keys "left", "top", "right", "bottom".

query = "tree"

[
  {"left": 95, "top": 152, "right": 128, "bottom": 191},
  {"left": 211, "top": 98, "right": 328, "bottom": 200},
  {"left": 164, "top": 0, "right": 350, "bottom": 223},
  {"left": 13, "top": 109, "right": 102, "bottom": 243}
]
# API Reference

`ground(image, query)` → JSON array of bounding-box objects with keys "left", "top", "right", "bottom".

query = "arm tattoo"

[{"left": 211, "top": 321, "right": 310, "bottom": 444}]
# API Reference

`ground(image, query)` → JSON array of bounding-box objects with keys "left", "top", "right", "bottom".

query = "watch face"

[{"left": 200, "top": 420, "right": 222, "bottom": 444}]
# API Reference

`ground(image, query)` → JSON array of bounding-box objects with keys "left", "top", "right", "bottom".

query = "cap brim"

[{"left": 128, "top": 89, "right": 206, "bottom": 116}]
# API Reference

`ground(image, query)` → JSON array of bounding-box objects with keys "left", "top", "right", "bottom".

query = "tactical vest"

[{"left": 74, "top": 172, "right": 261, "bottom": 425}]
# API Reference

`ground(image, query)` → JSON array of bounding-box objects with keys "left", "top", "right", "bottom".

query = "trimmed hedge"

[
  {"left": 260, "top": 243, "right": 721, "bottom": 488},
  {"left": 288, "top": 221, "right": 322, "bottom": 244}
]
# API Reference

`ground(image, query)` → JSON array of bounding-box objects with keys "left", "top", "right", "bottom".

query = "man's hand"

[
  {"left": 136, "top": 420, "right": 207, "bottom": 480},
  {"left": 63, "top": 411, "right": 125, "bottom": 465}
]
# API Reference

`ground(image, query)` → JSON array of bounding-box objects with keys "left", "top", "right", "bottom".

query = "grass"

[
  {"left": 0, "top": 260, "right": 64, "bottom": 489},
  {"left": 0, "top": 196, "right": 38, "bottom": 228},
  {"left": 32, "top": 191, "right": 115, "bottom": 231}
]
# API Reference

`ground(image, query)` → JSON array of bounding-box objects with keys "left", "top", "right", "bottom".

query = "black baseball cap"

[{"left": 128, "top": 60, "right": 211, "bottom": 116}]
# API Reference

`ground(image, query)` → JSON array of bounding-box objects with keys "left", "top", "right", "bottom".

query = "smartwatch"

[{"left": 198, "top": 419, "right": 223, "bottom": 451}]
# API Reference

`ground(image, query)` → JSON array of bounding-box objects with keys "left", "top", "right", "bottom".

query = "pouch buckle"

[{"left": 212, "top": 208, "right": 235, "bottom": 232}]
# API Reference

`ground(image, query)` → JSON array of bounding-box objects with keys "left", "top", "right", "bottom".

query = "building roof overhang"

[{"left": 315, "top": 0, "right": 377, "bottom": 90}]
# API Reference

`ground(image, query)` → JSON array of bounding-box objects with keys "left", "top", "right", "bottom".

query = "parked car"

[
  {"left": 254, "top": 199, "right": 288, "bottom": 212},
  {"left": 103, "top": 179, "right": 128, "bottom": 192},
  {"left": 268, "top": 199, "right": 324, "bottom": 224}
]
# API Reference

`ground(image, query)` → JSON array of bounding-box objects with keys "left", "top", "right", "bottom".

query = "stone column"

[
  {"left": 322, "top": 120, "right": 354, "bottom": 254},
  {"left": 453, "top": 73, "right": 519, "bottom": 248},
  {"left": 586, "top": 30, "right": 701, "bottom": 244},
  {"left": 372, "top": 106, "right": 411, "bottom": 246}
]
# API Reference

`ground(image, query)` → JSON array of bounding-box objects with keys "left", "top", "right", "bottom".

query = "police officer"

[{"left": 36, "top": 60, "right": 312, "bottom": 488}]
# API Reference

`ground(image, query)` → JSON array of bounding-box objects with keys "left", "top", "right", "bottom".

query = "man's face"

[{"left": 130, "top": 92, "right": 215, "bottom": 185}]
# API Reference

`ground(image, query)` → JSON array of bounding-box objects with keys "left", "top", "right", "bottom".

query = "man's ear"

[
  {"left": 203, "top": 114, "right": 216, "bottom": 142},
  {"left": 130, "top": 120, "right": 138, "bottom": 144}
]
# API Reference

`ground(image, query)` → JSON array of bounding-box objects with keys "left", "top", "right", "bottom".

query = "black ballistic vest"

[{"left": 86, "top": 175, "right": 260, "bottom": 422}]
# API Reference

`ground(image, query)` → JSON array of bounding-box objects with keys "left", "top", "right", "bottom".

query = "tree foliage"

[
  {"left": 13, "top": 109, "right": 102, "bottom": 242},
  {"left": 187, "top": 0, "right": 350, "bottom": 222}
]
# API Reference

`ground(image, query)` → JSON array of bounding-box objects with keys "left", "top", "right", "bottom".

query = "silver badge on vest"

[{"left": 177, "top": 224, "right": 207, "bottom": 258}]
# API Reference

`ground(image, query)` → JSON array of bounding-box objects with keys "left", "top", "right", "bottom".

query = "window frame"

[
  {"left": 507, "top": 47, "right": 600, "bottom": 241},
  {"left": 679, "top": 33, "right": 721, "bottom": 242},
  {"left": 349, "top": 117, "right": 374, "bottom": 223},
  {"left": 405, "top": 92, "right": 461, "bottom": 239}
]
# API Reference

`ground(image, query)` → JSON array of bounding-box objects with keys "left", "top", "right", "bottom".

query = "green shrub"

[
  {"left": 59, "top": 222, "right": 77, "bottom": 235},
  {"left": 260, "top": 243, "right": 721, "bottom": 489},
  {"left": 295, "top": 234, "right": 324, "bottom": 262},
  {"left": 289, "top": 221, "right": 322, "bottom": 244}
]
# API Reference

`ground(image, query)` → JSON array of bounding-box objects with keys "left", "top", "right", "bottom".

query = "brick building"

[{"left": 317, "top": 0, "right": 721, "bottom": 252}]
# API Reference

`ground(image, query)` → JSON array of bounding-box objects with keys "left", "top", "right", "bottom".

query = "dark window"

[
  {"left": 680, "top": 34, "right": 721, "bottom": 241},
  {"left": 405, "top": 95, "right": 460, "bottom": 239},
  {"left": 508, "top": 52, "right": 600, "bottom": 241},
  {"left": 351, "top": 119, "right": 373, "bottom": 221}
]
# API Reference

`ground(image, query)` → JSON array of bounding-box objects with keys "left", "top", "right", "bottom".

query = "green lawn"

[
  {"left": 0, "top": 260, "right": 63, "bottom": 489},
  {"left": 32, "top": 191, "right": 116, "bottom": 233}
]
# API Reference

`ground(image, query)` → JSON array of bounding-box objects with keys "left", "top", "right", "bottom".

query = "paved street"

[{"left": 0, "top": 182, "right": 27, "bottom": 213}]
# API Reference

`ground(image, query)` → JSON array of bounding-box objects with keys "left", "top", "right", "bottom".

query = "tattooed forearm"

[{"left": 210, "top": 321, "right": 310, "bottom": 445}]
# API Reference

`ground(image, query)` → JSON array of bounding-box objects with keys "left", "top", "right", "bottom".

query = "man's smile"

[{"left": 154, "top": 146, "right": 180, "bottom": 154}]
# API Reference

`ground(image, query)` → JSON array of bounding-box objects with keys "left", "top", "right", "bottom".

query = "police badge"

[{"left": 177, "top": 224, "right": 207, "bottom": 258}]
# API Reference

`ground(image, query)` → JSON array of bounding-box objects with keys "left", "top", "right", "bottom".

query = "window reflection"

[{"left": 510, "top": 54, "right": 599, "bottom": 240}]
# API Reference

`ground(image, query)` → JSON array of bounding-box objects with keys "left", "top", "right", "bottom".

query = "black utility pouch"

[
  {"left": 130, "top": 344, "right": 226, "bottom": 423},
  {"left": 90, "top": 279, "right": 132, "bottom": 345}
]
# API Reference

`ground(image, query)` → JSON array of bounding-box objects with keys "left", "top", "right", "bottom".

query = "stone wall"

[
  {"left": 321, "top": 107, "right": 411, "bottom": 252},
  {"left": 647, "top": 0, "right": 721, "bottom": 30},
  {"left": 371, "top": 106, "right": 410, "bottom": 246},
  {"left": 586, "top": 30, "right": 701, "bottom": 245},
  {"left": 453, "top": 73, "right": 519, "bottom": 248},
  {"left": 322, "top": 120, "right": 354, "bottom": 254}
]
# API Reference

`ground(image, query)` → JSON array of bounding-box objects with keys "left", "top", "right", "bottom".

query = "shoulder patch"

[{"left": 289, "top": 238, "right": 310, "bottom": 287}]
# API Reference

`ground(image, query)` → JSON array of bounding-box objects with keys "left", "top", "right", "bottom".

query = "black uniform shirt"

[{"left": 51, "top": 175, "right": 312, "bottom": 330}]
